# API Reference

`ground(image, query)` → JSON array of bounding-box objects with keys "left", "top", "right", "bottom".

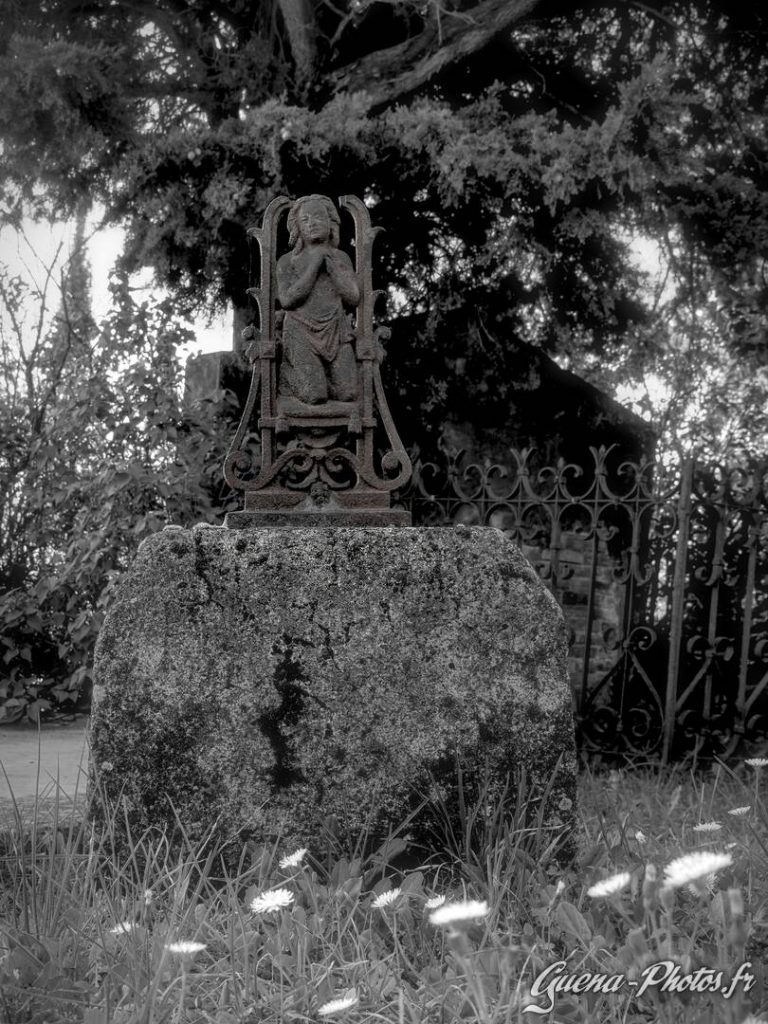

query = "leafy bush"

[{"left": 0, "top": 245, "right": 228, "bottom": 722}]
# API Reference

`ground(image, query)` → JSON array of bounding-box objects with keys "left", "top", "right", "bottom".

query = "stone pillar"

[{"left": 183, "top": 350, "right": 247, "bottom": 413}]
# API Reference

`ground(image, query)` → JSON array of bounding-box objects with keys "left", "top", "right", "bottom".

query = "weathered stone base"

[
  {"left": 89, "top": 526, "right": 578, "bottom": 863},
  {"left": 225, "top": 508, "right": 410, "bottom": 527}
]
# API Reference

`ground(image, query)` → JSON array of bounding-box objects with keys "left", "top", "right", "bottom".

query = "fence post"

[
  {"left": 662, "top": 456, "right": 695, "bottom": 764},
  {"left": 736, "top": 512, "right": 760, "bottom": 735}
]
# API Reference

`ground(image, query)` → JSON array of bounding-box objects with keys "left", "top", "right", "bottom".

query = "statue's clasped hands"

[{"left": 308, "top": 245, "right": 339, "bottom": 271}]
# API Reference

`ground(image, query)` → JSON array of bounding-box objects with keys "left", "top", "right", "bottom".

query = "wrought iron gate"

[{"left": 394, "top": 446, "right": 768, "bottom": 763}]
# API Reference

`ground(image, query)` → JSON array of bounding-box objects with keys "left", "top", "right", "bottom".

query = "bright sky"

[{"left": 0, "top": 213, "right": 229, "bottom": 358}]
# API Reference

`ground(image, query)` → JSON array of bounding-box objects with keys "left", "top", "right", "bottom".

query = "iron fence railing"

[{"left": 394, "top": 446, "right": 768, "bottom": 763}]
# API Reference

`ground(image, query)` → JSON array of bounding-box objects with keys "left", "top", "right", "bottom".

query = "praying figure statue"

[
  {"left": 276, "top": 194, "right": 360, "bottom": 410},
  {"left": 224, "top": 190, "right": 412, "bottom": 524}
]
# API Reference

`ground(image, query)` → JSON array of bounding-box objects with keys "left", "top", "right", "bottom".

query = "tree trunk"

[{"left": 277, "top": 0, "right": 317, "bottom": 84}]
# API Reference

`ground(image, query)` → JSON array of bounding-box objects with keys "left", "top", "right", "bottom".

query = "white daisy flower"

[
  {"left": 663, "top": 851, "right": 733, "bottom": 888},
  {"left": 250, "top": 888, "right": 294, "bottom": 914},
  {"left": 109, "top": 921, "right": 134, "bottom": 935},
  {"left": 371, "top": 888, "right": 401, "bottom": 909},
  {"left": 728, "top": 806, "right": 751, "bottom": 816},
  {"left": 693, "top": 821, "right": 722, "bottom": 832},
  {"left": 745, "top": 757, "right": 768, "bottom": 768},
  {"left": 429, "top": 899, "right": 489, "bottom": 926},
  {"left": 586, "top": 872, "right": 632, "bottom": 898},
  {"left": 425, "top": 894, "right": 446, "bottom": 910},
  {"left": 317, "top": 990, "right": 359, "bottom": 1016},
  {"left": 165, "top": 940, "right": 206, "bottom": 956},
  {"left": 687, "top": 872, "right": 718, "bottom": 895},
  {"left": 279, "top": 848, "right": 308, "bottom": 869}
]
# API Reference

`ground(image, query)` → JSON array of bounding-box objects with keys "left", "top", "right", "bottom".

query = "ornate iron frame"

[{"left": 224, "top": 194, "right": 411, "bottom": 525}]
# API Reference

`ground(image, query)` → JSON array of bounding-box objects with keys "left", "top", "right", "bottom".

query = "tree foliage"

[{"left": 1, "top": 1, "right": 767, "bottom": 453}]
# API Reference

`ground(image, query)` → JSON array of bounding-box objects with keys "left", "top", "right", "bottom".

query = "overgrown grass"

[{"left": 1, "top": 757, "right": 767, "bottom": 1023}]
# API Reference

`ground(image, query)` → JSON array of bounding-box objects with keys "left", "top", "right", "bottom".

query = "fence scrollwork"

[{"left": 394, "top": 445, "right": 768, "bottom": 763}]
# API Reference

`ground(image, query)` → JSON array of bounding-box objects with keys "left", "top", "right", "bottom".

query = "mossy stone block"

[{"left": 89, "top": 525, "right": 577, "bottom": 860}]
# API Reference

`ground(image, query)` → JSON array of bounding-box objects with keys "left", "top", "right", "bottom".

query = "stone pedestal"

[{"left": 89, "top": 525, "right": 577, "bottom": 861}]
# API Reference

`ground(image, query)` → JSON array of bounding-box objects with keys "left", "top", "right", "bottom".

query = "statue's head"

[{"left": 288, "top": 194, "right": 340, "bottom": 251}]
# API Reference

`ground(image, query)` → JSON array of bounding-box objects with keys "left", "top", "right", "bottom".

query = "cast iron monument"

[
  {"left": 89, "top": 193, "right": 578, "bottom": 864},
  {"left": 224, "top": 194, "right": 411, "bottom": 526}
]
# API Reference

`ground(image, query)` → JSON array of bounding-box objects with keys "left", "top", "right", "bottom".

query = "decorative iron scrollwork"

[
  {"left": 394, "top": 446, "right": 768, "bottom": 762},
  {"left": 225, "top": 194, "right": 411, "bottom": 527}
]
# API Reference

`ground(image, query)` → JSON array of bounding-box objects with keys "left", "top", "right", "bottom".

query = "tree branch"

[
  {"left": 330, "top": 0, "right": 543, "bottom": 111},
  {"left": 277, "top": 0, "right": 318, "bottom": 84}
]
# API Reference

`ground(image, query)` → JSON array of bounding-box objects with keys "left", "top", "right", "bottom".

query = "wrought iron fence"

[{"left": 394, "top": 446, "right": 768, "bottom": 763}]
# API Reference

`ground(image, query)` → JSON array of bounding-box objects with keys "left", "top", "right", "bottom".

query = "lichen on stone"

[{"left": 90, "top": 526, "right": 578, "bottom": 865}]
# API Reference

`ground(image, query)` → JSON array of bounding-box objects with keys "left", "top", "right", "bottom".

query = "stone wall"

[{"left": 521, "top": 530, "right": 623, "bottom": 704}]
